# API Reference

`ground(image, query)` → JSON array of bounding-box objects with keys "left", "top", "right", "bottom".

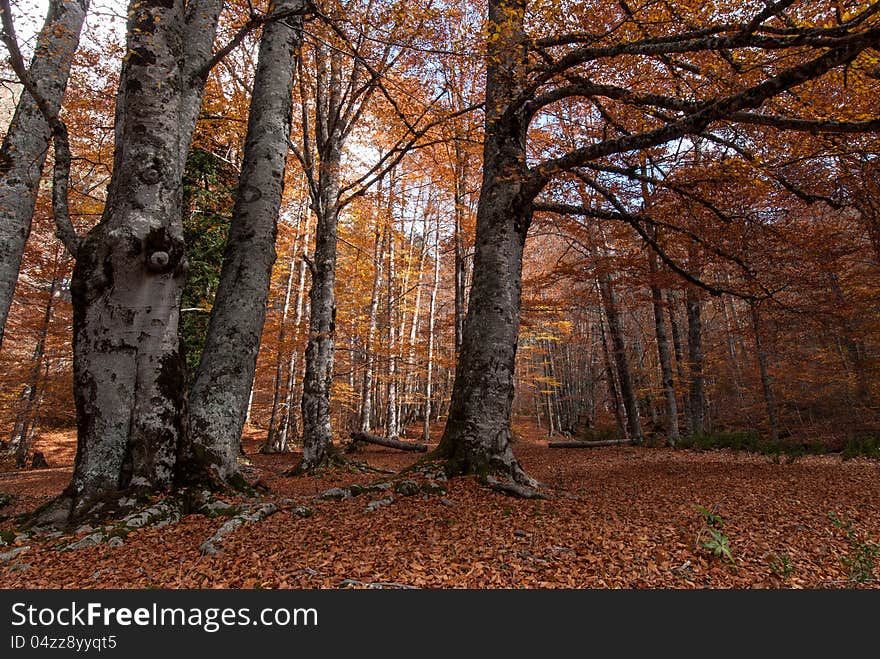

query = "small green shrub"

[
  {"left": 769, "top": 552, "right": 794, "bottom": 581},
  {"left": 841, "top": 434, "right": 880, "bottom": 461},
  {"left": 828, "top": 512, "right": 879, "bottom": 583},
  {"left": 696, "top": 505, "right": 735, "bottom": 565},
  {"left": 680, "top": 430, "right": 824, "bottom": 460}
]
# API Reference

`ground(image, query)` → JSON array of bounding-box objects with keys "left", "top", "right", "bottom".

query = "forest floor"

[{"left": 1, "top": 420, "right": 879, "bottom": 589}]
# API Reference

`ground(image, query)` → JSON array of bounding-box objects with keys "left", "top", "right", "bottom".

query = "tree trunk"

[
  {"left": 278, "top": 213, "right": 311, "bottom": 448},
  {"left": 62, "top": 0, "right": 190, "bottom": 520},
  {"left": 666, "top": 289, "right": 693, "bottom": 436},
  {"left": 264, "top": 257, "right": 297, "bottom": 452},
  {"left": 360, "top": 211, "right": 385, "bottom": 433},
  {"left": 452, "top": 137, "right": 469, "bottom": 359},
  {"left": 647, "top": 243, "right": 680, "bottom": 445},
  {"left": 386, "top": 206, "right": 399, "bottom": 438},
  {"left": 685, "top": 284, "right": 706, "bottom": 436},
  {"left": 435, "top": 0, "right": 533, "bottom": 484},
  {"left": 423, "top": 214, "right": 441, "bottom": 441},
  {"left": 598, "top": 311, "right": 627, "bottom": 439},
  {"left": 0, "top": 0, "right": 88, "bottom": 349},
  {"left": 12, "top": 251, "right": 64, "bottom": 468},
  {"left": 750, "top": 302, "right": 780, "bottom": 443},
  {"left": 182, "top": 1, "right": 301, "bottom": 487},
  {"left": 596, "top": 271, "right": 643, "bottom": 443}
]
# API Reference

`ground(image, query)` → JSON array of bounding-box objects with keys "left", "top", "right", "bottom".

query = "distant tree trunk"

[
  {"left": 182, "top": 1, "right": 301, "bottom": 487},
  {"left": 360, "top": 218, "right": 385, "bottom": 432},
  {"left": 685, "top": 283, "right": 706, "bottom": 436},
  {"left": 541, "top": 341, "right": 556, "bottom": 437},
  {"left": 403, "top": 217, "right": 428, "bottom": 431},
  {"left": 386, "top": 209, "right": 399, "bottom": 439},
  {"left": 423, "top": 214, "right": 441, "bottom": 441},
  {"left": 666, "top": 289, "right": 693, "bottom": 436},
  {"left": 750, "top": 302, "right": 780, "bottom": 443},
  {"left": 826, "top": 271, "right": 872, "bottom": 406},
  {"left": 596, "top": 271, "right": 643, "bottom": 443},
  {"left": 263, "top": 256, "right": 297, "bottom": 452},
  {"left": 12, "top": 251, "right": 65, "bottom": 467},
  {"left": 277, "top": 218, "right": 311, "bottom": 449},
  {"left": 598, "top": 296, "right": 627, "bottom": 439},
  {"left": 647, "top": 241, "right": 680, "bottom": 445},
  {"left": 0, "top": 0, "right": 88, "bottom": 349}
]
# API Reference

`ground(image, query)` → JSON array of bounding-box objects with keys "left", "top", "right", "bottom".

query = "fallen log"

[
  {"left": 548, "top": 439, "right": 633, "bottom": 448},
  {"left": 348, "top": 431, "right": 428, "bottom": 453}
]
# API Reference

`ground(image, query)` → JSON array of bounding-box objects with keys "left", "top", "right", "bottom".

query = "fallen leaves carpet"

[{"left": 1, "top": 422, "right": 878, "bottom": 588}]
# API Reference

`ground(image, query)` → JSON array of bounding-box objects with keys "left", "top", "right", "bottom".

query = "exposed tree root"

[
  {"left": 199, "top": 501, "right": 278, "bottom": 556},
  {"left": 486, "top": 476, "right": 550, "bottom": 500}
]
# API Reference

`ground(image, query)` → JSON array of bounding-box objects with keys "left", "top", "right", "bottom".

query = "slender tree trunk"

[
  {"left": 278, "top": 211, "right": 312, "bottom": 448},
  {"left": 360, "top": 220, "right": 385, "bottom": 432},
  {"left": 647, "top": 244, "right": 680, "bottom": 445},
  {"left": 423, "top": 214, "right": 441, "bottom": 441},
  {"left": 452, "top": 137, "right": 470, "bottom": 359},
  {"left": 264, "top": 257, "right": 297, "bottom": 452},
  {"left": 13, "top": 252, "right": 64, "bottom": 468},
  {"left": 596, "top": 271, "right": 643, "bottom": 443},
  {"left": 750, "top": 303, "right": 780, "bottom": 443},
  {"left": 685, "top": 284, "right": 706, "bottom": 436},
  {"left": 666, "top": 289, "right": 693, "bottom": 436},
  {"left": 386, "top": 210, "right": 399, "bottom": 438},
  {"left": 299, "top": 149, "right": 342, "bottom": 469},
  {"left": 182, "top": 1, "right": 301, "bottom": 487},
  {"left": 598, "top": 306, "right": 627, "bottom": 439},
  {"left": 0, "top": 0, "right": 88, "bottom": 349}
]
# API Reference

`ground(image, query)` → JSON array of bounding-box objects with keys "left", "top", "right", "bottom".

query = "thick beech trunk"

[
  {"left": 183, "top": 2, "right": 301, "bottom": 485},
  {"left": 64, "top": 0, "right": 190, "bottom": 518},
  {"left": 435, "top": 0, "right": 534, "bottom": 485},
  {"left": 0, "top": 0, "right": 88, "bottom": 348},
  {"left": 40, "top": 0, "right": 223, "bottom": 524}
]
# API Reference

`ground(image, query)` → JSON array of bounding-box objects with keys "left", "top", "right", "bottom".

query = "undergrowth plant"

[
  {"left": 828, "top": 512, "right": 879, "bottom": 583},
  {"left": 696, "top": 505, "right": 735, "bottom": 565}
]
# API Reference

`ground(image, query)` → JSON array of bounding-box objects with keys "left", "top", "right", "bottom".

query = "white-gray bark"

[
  {"left": 66, "top": 0, "right": 190, "bottom": 516},
  {"left": 422, "top": 213, "right": 440, "bottom": 441},
  {"left": 40, "top": 0, "right": 225, "bottom": 524},
  {"left": 0, "top": 0, "right": 88, "bottom": 349},
  {"left": 184, "top": 0, "right": 303, "bottom": 486},
  {"left": 359, "top": 216, "right": 385, "bottom": 433}
]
